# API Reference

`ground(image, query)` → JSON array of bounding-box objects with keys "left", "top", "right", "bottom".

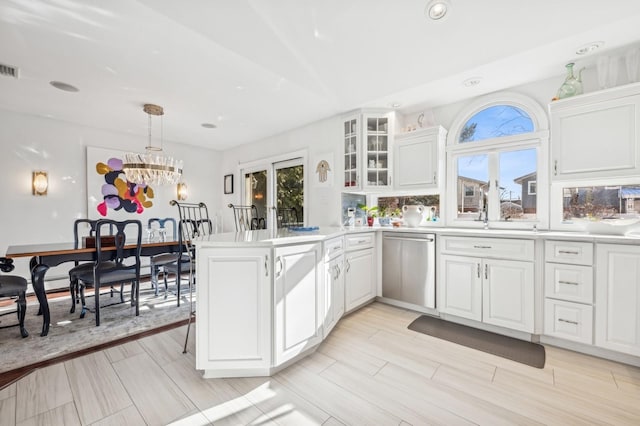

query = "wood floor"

[{"left": 1, "top": 302, "right": 640, "bottom": 425}]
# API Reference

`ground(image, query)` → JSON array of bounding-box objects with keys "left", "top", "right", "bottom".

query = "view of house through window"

[
  {"left": 562, "top": 185, "right": 640, "bottom": 221},
  {"left": 453, "top": 101, "right": 540, "bottom": 223}
]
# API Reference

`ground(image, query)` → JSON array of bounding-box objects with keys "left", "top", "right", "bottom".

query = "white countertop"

[{"left": 193, "top": 225, "right": 640, "bottom": 247}]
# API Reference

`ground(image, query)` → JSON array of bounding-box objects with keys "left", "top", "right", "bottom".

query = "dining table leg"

[{"left": 29, "top": 257, "right": 51, "bottom": 336}]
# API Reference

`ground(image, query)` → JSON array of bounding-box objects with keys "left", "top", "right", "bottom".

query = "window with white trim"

[{"left": 446, "top": 92, "right": 549, "bottom": 228}]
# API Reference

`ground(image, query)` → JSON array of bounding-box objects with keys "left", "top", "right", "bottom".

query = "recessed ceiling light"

[
  {"left": 49, "top": 81, "right": 79, "bottom": 92},
  {"left": 201, "top": 123, "right": 217, "bottom": 129},
  {"left": 462, "top": 77, "right": 482, "bottom": 87},
  {"left": 390, "top": 102, "right": 402, "bottom": 108},
  {"left": 425, "top": 0, "right": 450, "bottom": 20},
  {"left": 575, "top": 41, "right": 604, "bottom": 55}
]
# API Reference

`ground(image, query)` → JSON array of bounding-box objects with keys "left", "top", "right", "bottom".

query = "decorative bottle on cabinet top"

[{"left": 556, "top": 63, "right": 584, "bottom": 99}]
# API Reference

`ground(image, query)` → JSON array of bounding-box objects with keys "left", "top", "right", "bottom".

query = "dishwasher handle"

[{"left": 383, "top": 236, "right": 434, "bottom": 243}]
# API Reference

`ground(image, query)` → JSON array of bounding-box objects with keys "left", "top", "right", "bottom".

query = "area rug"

[
  {"left": 408, "top": 315, "right": 546, "bottom": 368},
  {"left": 0, "top": 284, "right": 192, "bottom": 376}
]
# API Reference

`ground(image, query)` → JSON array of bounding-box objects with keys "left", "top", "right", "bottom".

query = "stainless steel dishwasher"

[{"left": 382, "top": 232, "right": 435, "bottom": 309}]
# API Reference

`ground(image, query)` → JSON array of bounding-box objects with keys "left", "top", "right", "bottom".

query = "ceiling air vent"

[{"left": 0, "top": 63, "right": 19, "bottom": 78}]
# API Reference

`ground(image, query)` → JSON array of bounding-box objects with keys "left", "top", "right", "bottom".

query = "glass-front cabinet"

[
  {"left": 343, "top": 117, "right": 359, "bottom": 188},
  {"left": 342, "top": 111, "right": 394, "bottom": 190}
]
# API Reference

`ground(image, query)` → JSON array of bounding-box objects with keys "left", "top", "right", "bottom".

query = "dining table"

[{"left": 5, "top": 238, "right": 185, "bottom": 336}]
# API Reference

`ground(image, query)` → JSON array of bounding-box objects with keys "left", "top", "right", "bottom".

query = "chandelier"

[{"left": 122, "top": 104, "right": 183, "bottom": 186}]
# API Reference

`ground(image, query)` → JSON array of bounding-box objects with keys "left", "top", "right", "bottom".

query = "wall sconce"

[
  {"left": 32, "top": 171, "right": 48, "bottom": 196},
  {"left": 176, "top": 182, "right": 188, "bottom": 201}
]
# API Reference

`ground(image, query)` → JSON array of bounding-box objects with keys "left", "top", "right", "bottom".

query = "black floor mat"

[{"left": 408, "top": 315, "right": 546, "bottom": 368}]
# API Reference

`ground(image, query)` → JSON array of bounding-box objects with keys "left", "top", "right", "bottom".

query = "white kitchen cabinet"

[
  {"left": 595, "top": 243, "right": 640, "bottom": 357},
  {"left": 196, "top": 247, "right": 271, "bottom": 375},
  {"left": 274, "top": 243, "right": 323, "bottom": 365},
  {"left": 342, "top": 111, "right": 394, "bottom": 190},
  {"left": 543, "top": 240, "right": 594, "bottom": 344},
  {"left": 324, "top": 253, "right": 344, "bottom": 336},
  {"left": 394, "top": 126, "right": 446, "bottom": 190},
  {"left": 439, "top": 236, "right": 535, "bottom": 333},
  {"left": 344, "top": 232, "right": 376, "bottom": 312},
  {"left": 439, "top": 254, "right": 482, "bottom": 321},
  {"left": 550, "top": 83, "right": 640, "bottom": 181},
  {"left": 323, "top": 236, "right": 344, "bottom": 336},
  {"left": 482, "top": 259, "right": 534, "bottom": 332}
]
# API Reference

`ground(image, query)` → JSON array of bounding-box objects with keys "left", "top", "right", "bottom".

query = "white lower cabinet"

[
  {"left": 323, "top": 242, "right": 345, "bottom": 336},
  {"left": 543, "top": 240, "right": 595, "bottom": 344},
  {"left": 196, "top": 247, "right": 272, "bottom": 374},
  {"left": 439, "top": 237, "right": 535, "bottom": 333},
  {"left": 344, "top": 233, "right": 375, "bottom": 312},
  {"left": 544, "top": 299, "right": 593, "bottom": 344},
  {"left": 595, "top": 243, "right": 640, "bottom": 357},
  {"left": 345, "top": 247, "right": 375, "bottom": 311},
  {"left": 274, "top": 243, "right": 322, "bottom": 366}
]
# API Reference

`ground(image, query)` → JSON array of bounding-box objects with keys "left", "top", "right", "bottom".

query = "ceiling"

[{"left": 1, "top": 0, "right": 640, "bottom": 151}]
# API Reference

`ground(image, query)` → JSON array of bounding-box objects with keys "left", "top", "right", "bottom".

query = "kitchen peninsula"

[{"left": 195, "top": 226, "right": 640, "bottom": 379}]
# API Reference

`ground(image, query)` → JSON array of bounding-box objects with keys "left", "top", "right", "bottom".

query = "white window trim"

[
  {"left": 464, "top": 184, "right": 475, "bottom": 197},
  {"left": 445, "top": 92, "right": 549, "bottom": 230},
  {"left": 528, "top": 180, "right": 537, "bottom": 195}
]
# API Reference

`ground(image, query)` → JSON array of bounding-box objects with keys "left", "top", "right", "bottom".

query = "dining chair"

[
  {"left": 68, "top": 219, "right": 116, "bottom": 314},
  {"left": 76, "top": 219, "right": 143, "bottom": 326},
  {"left": 147, "top": 217, "right": 179, "bottom": 297},
  {"left": 0, "top": 257, "right": 28, "bottom": 338},
  {"left": 168, "top": 200, "right": 212, "bottom": 353},
  {"left": 228, "top": 203, "right": 266, "bottom": 230}
]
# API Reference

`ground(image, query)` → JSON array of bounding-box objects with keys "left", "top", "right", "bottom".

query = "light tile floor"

[{"left": 1, "top": 302, "right": 640, "bottom": 425}]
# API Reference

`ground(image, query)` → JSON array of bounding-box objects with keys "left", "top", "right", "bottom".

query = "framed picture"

[{"left": 224, "top": 174, "right": 234, "bottom": 194}]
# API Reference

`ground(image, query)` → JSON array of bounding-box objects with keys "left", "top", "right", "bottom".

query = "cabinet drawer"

[
  {"left": 324, "top": 236, "right": 344, "bottom": 260},
  {"left": 544, "top": 299, "right": 593, "bottom": 344},
  {"left": 345, "top": 232, "right": 375, "bottom": 251},
  {"left": 544, "top": 263, "right": 593, "bottom": 304},
  {"left": 440, "top": 236, "right": 534, "bottom": 261},
  {"left": 545, "top": 240, "right": 593, "bottom": 265}
]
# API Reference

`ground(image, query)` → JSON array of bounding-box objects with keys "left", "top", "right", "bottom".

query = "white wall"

[
  {"left": 0, "top": 108, "right": 221, "bottom": 282},
  {"left": 219, "top": 115, "right": 343, "bottom": 231}
]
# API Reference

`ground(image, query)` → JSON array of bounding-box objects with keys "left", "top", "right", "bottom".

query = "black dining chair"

[
  {"left": 0, "top": 257, "right": 28, "bottom": 338},
  {"left": 147, "top": 217, "right": 179, "bottom": 297},
  {"left": 68, "top": 219, "right": 116, "bottom": 314},
  {"left": 228, "top": 203, "right": 266, "bottom": 230},
  {"left": 277, "top": 207, "right": 300, "bottom": 228},
  {"left": 76, "top": 219, "right": 143, "bottom": 326},
  {"left": 168, "top": 201, "right": 213, "bottom": 353}
]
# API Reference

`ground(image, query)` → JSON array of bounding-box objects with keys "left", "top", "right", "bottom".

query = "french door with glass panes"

[{"left": 241, "top": 157, "right": 305, "bottom": 230}]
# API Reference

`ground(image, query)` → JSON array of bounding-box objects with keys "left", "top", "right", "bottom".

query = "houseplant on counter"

[{"left": 357, "top": 204, "right": 378, "bottom": 227}]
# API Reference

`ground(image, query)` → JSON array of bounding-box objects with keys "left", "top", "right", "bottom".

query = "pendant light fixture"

[{"left": 122, "top": 104, "right": 183, "bottom": 186}]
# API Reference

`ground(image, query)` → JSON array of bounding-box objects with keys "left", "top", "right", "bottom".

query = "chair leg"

[
  {"left": 79, "top": 284, "right": 87, "bottom": 319},
  {"left": 119, "top": 283, "right": 124, "bottom": 303},
  {"left": 95, "top": 283, "right": 101, "bottom": 326},
  {"left": 17, "top": 292, "right": 28, "bottom": 338},
  {"left": 134, "top": 279, "right": 140, "bottom": 316},
  {"left": 69, "top": 278, "right": 76, "bottom": 314},
  {"left": 162, "top": 268, "right": 170, "bottom": 300},
  {"left": 151, "top": 264, "right": 159, "bottom": 295}
]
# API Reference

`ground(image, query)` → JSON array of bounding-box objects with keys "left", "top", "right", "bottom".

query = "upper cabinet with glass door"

[
  {"left": 550, "top": 83, "right": 640, "bottom": 181},
  {"left": 342, "top": 111, "right": 394, "bottom": 190}
]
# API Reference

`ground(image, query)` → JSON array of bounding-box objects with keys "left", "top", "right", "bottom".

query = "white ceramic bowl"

[{"left": 584, "top": 219, "right": 640, "bottom": 235}]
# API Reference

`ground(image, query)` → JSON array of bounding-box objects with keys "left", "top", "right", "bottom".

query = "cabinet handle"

[
  {"left": 558, "top": 280, "right": 579, "bottom": 286},
  {"left": 433, "top": 173, "right": 437, "bottom": 184},
  {"left": 357, "top": 239, "right": 368, "bottom": 244},
  {"left": 345, "top": 259, "right": 351, "bottom": 272},
  {"left": 558, "top": 318, "right": 579, "bottom": 325},
  {"left": 554, "top": 160, "right": 558, "bottom": 176},
  {"left": 276, "top": 256, "right": 283, "bottom": 278},
  {"left": 484, "top": 264, "right": 488, "bottom": 279},
  {"left": 265, "top": 255, "right": 269, "bottom": 277},
  {"left": 474, "top": 245, "right": 492, "bottom": 249},
  {"left": 558, "top": 250, "right": 579, "bottom": 255},
  {"left": 477, "top": 263, "right": 481, "bottom": 278},
  {"left": 336, "top": 264, "right": 341, "bottom": 279}
]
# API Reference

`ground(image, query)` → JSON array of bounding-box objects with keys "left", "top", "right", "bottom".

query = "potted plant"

[
  {"left": 377, "top": 206, "right": 401, "bottom": 226},
  {"left": 357, "top": 204, "right": 378, "bottom": 227}
]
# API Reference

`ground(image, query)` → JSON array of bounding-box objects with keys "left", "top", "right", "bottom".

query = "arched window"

[
  {"left": 459, "top": 105, "right": 534, "bottom": 142},
  {"left": 447, "top": 92, "right": 549, "bottom": 228}
]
